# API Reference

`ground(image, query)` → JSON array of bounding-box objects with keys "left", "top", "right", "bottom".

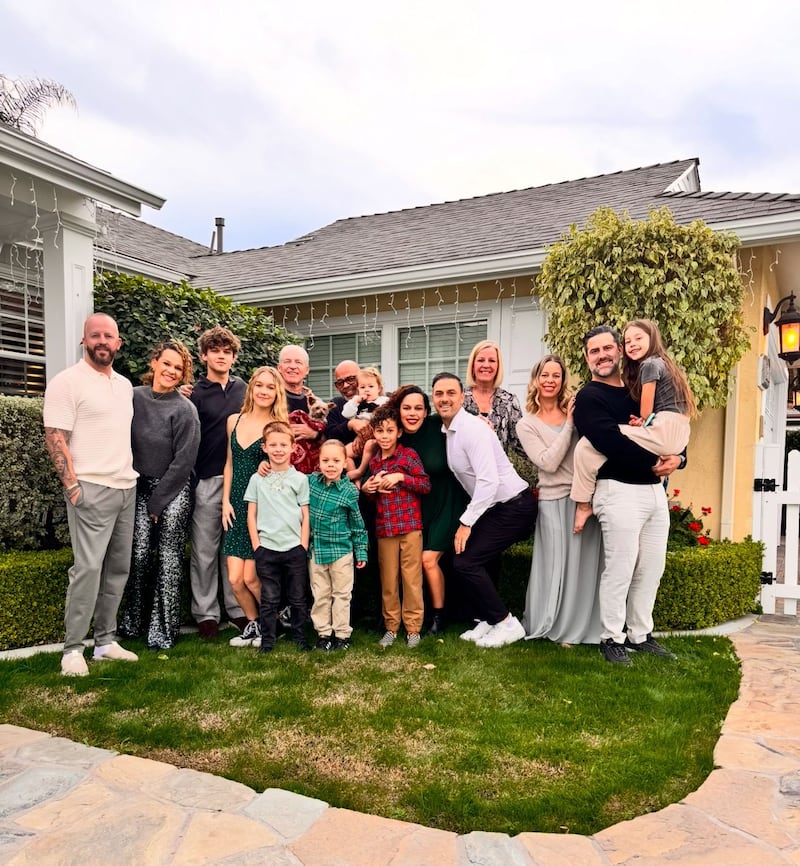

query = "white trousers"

[{"left": 593, "top": 479, "right": 669, "bottom": 644}]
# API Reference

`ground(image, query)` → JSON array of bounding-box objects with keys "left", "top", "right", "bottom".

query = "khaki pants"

[
  {"left": 310, "top": 553, "right": 355, "bottom": 638},
  {"left": 377, "top": 530, "right": 423, "bottom": 635}
]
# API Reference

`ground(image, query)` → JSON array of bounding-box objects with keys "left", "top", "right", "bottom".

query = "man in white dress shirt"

[{"left": 432, "top": 372, "right": 537, "bottom": 648}]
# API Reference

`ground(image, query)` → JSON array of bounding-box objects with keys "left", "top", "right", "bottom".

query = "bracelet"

[{"left": 66, "top": 483, "right": 80, "bottom": 493}]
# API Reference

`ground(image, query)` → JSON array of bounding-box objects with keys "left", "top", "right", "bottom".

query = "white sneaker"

[
  {"left": 93, "top": 641, "right": 138, "bottom": 661},
  {"left": 460, "top": 620, "right": 492, "bottom": 642},
  {"left": 475, "top": 616, "right": 526, "bottom": 648},
  {"left": 61, "top": 650, "right": 88, "bottom": 677}
]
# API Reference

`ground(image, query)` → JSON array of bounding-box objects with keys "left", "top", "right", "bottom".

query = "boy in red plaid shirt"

[{"left": 362, "top": 404, "right": 431, "bottom": 648}]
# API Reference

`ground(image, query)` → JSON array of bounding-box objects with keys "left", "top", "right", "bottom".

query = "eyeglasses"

[{"left": 334, "top": 375, "right": 358, "bottom": 387}]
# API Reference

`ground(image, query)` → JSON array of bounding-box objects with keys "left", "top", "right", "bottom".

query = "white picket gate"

[{"left": 761, "top": 449, "right": 800, "bottom": 615}]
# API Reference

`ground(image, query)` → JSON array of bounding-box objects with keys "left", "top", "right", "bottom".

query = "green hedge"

[
  {"left": 0, "top": 396, "right": 69, "bottom": 552},
  {"left": 0, "top": 548, "right": 72, "bottom": 649},
  {"left": 653, "top": 540, "right": 763, "bottom": 630},
  {"left": 500, "top": 539, "right": 762, "bottom": 631},
  {"left": 0, "top": 540, "right": 763, "bottom": 651}
]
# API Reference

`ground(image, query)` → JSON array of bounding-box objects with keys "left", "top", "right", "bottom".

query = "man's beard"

[{"left": 85, "top": 344, "right": 116, "bottom": 367}]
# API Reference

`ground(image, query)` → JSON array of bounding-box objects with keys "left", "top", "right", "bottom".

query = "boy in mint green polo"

[{"left": 245, "top": 421, "right": 310, "bottom": 652}]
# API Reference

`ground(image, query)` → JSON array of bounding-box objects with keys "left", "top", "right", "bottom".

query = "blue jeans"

[{"left": 254, "top": 545, "right": 309, "bottom": 648}]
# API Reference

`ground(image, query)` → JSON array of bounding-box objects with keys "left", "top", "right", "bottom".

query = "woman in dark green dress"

[{"left": 389, "top": 384, "right": 468, "bottom": 633}]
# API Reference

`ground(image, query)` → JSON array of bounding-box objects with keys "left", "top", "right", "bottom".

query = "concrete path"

[{"left": 1, "top": 616, "right": 798, "bottom": 865}]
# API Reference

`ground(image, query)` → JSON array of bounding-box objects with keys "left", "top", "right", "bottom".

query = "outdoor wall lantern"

[{"left": 764, "top": 292, "right": 800, "bottom": 365}]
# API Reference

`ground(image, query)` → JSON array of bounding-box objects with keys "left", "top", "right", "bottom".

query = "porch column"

[{"left": 40, "top": 211, "right": 97, "bottom": 382}]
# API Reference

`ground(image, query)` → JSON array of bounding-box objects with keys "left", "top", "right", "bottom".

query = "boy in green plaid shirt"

[{"left": 307, "top": 439, "right": 368, "bottom": 650}]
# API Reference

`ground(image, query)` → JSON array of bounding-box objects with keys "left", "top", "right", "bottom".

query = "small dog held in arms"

[{"left": 288, "top": 388, "right": 329, "bottom": 474}]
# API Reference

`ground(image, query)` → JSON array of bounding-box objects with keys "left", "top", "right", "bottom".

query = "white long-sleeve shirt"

[{"left": 442, "top": 407, "right": 527, "bottom": 527}]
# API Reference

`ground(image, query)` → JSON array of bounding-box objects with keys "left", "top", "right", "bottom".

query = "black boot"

[{"left": 427, "top": 609, "right": 446, "bottom": 635}]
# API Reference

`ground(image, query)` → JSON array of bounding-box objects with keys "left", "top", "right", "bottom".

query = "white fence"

[{"left": 761, "top": 449, "right": 800, "bottom": 615}]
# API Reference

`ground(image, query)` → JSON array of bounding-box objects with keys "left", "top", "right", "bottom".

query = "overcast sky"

[{"left": 3, "top": 0, "right": 799, "bottom": 252}]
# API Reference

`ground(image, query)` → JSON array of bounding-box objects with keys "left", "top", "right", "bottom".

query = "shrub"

[
  {"left": 653, "top": 540, "right": 763, "bottom": 630},
  {"left": 538, "top": 207, "right": 749, "bottom": 410},
  {"left": 93, "top": 272, "right": 300, "bottom": 384},
  {"left": 0, "top": 548, "right": 72, "bottom": 649},
  {"left": 0, "top": 396, "right": 69, "bottom": 551}
]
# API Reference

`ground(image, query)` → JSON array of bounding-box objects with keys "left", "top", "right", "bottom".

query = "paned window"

[
  {"left": 306, "top": 332, "right": 381, "bottom": 399},
  {"left": 0, "top": 281, "right": 45, "bottom": 396}
]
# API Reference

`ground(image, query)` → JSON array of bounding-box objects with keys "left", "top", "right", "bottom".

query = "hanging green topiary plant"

[{"left": 537, "top": 206, "right": 751, "bottom": 410}]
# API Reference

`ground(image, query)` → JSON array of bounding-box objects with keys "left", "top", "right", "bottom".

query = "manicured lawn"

[{"left": 0, "top": 630, "right": 740, "bottom": 836}]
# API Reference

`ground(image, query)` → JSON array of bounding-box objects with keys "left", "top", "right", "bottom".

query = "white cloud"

[{"left": 3, "top": 0, "right": 799, "bottom": 249}]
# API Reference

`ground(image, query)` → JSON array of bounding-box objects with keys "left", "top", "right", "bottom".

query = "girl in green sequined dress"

[{"left": 222, "top": 367, "right": 288, "bottom": 646}]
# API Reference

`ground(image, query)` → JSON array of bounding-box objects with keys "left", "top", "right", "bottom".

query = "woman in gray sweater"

[{"left": 119, "top": 340, "right": 200, "bottom": 649}]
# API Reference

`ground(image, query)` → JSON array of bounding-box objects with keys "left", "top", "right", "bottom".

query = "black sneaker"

[
  {"left": 294, "top": 638, "right": 311, "bottom": 653},
  {"left": 332, "top": 636, "right": 351, "bottom": 651},
  {"left": 625, "top": 634, "right": 676, "bottom": 659},
  {"left": 314, "top": 635, "right": 334, "bottom": 652},
  {"left": 600, "top": 638, "right": 632, "bottom": 666}
]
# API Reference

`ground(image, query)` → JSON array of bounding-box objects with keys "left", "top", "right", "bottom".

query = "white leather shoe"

[
  {"left": 93, "top": 641, "right": 138, "bottom": 661},
  {"left": 459, "top": 620, "right": 492, "bottom": 642},
  {"left": 476, "top": 616, "right": 526, "bottom": 648}
]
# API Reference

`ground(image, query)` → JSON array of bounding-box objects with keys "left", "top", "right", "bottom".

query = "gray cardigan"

[{"left": 131, "top": 387, "right": 200, "bottom": 516}]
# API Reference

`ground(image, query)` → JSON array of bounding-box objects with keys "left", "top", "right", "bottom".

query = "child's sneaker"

[
  {"left": 333, "top": 636, "right": 351, "bottom": 651},
  {"left": 314, "top": 635, "right": 334, "bottom": 651},
  {"left": 406, "top": 633, "right": 421, "bottom": 649},
  {"left": 378, "top": 630, "right": 396, "bottom": 648},
  {"left": 229, "top": 620, "right": 260, "bottom": 647}
]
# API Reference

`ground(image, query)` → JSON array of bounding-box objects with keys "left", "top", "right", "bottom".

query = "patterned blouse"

[{"left": 463, "top": 387, "right": 525, "bottom": 459}]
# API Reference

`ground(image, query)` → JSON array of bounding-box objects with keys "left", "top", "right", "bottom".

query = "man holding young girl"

[{"left": 574, "top": 325, "right": 683, "bottom": 665}]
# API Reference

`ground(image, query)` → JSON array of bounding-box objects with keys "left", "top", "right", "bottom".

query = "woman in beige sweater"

[{"left": 515, "top": 355, "right": 602, "bottom": 644}]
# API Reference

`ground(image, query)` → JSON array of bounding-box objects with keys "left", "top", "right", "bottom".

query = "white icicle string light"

[
  {"left": 344, "top": 298, "right": 352, "bottom": 325},
  {"left": 362, "top": 297, "right": 368, "bottom": 340},
  {"left": 307, "top": 303, "right": 315, "bottom": 347},
  {"left": 421, "top": 289, "right": 427, "bottom": 335},
  {"left": 473, "top": 284, "right": 479, "bottom": 319},
  {"left": 282, "top": 307, "right": 288, "bottom": 328},
  {"left": 294, "top": 305, "right": 300, "bottom": 326},
  {"left": 29, "top": 180, "right": 41, "bottom": 246},
  {"left": 495, "top": 279, "right": 504, "bottom": 303},
  {"left": 405, "top": 292, "right": 412, "bottom": 348},
  {"left": 510, "top": 278, "right": 517, "bottom": 324},
  {"left": 373, "top": 295, "right": 379, "bottom": 333},
  {"left": 9, "top": 173, "right": 16, "bottom": 206},
  {"left": 320, "top": 301, "right": 329, "bottom": 328},
  {"left": 389, "top": 293, "right": 397, "bottom": 315},
  {"left": 435, "top": 288, "right": 444, "bottom": 310},
  {"left": 769, "top": 249, "right": 781, "bottom": 272},
  {"left": 454, "top": 285, "right": 460, "bottom": 324}
]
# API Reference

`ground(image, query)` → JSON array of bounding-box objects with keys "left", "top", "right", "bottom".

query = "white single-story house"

[{"left": 1, "top": 125, "right": 798, "bottom": 611}]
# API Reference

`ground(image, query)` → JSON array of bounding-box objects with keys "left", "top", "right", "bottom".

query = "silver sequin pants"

[{"left": 119, "top": 476, "right": 192, "bottom": 649}]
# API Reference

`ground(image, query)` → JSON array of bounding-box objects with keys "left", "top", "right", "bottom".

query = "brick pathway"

[{"left": 1, "top": 617, "right": 798, "bottom": 865}]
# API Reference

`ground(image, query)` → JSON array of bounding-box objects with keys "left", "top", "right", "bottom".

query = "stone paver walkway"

[{"left": 1, "top": 617, "right": 799, "bottom": 865}]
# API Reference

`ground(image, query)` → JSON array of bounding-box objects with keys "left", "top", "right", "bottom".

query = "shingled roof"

[
  {"left": 96, "top": 158, "right": 800, "bottom": 294},
  {"left": 95, "top": 208, "right": 209, "bottom": 276}
]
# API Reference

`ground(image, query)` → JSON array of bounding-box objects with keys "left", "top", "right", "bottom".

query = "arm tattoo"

[{"left": 44, "top": 427, "right": 77, "bottom": 487}]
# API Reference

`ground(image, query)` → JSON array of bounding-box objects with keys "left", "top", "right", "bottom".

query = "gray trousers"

[
  {"left": 189, "top": 475, "right": 244, "bottom": 623},
  {"left": 64, "top": 481, "right": 136, "bottom": 653}
]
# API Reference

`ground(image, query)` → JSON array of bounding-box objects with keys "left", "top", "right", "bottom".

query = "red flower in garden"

[
  {"left": 701, "top": 506, "right": 712, "bottom": 515},
  {"left": 672, "top": 489, "right": 680, "bottom": 497},
  {"left": 688, "top": 522, "right": 702, "bottom": 532},
  {"left": 697, "top": 536, "right": 710, "bottom": 546}
]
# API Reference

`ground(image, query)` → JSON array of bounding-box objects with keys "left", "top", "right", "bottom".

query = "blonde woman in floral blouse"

[{"left": 463, "top": 340, "right": 525, "bottom": 459}]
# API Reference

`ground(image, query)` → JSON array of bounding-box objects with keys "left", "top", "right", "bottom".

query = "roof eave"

[
  {"left": 95, "top": 250, "right": 188, "bottom": 285},
  {"left": 0, "top": 125, "right": 165, "bottom": 216},
  {"left": 215, "top": 247, "right": 549, "bottom": 306},
  {"left": 706, "top": 212, "right": 800, "bottom": 245}
]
